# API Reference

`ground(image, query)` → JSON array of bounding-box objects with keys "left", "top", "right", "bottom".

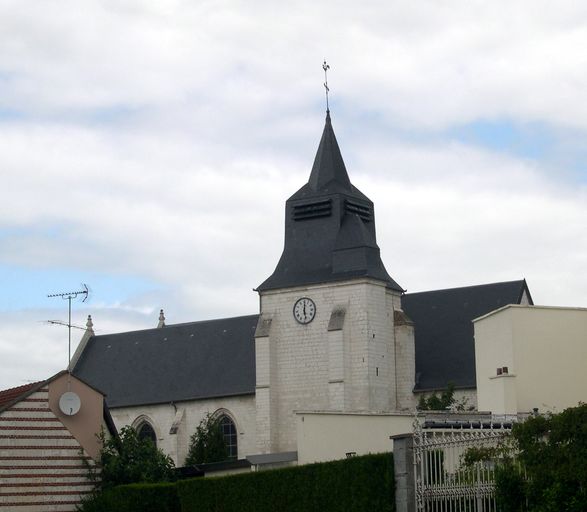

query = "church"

[{"left": 71, "top": 110, "right": 532, "bottom": 468}]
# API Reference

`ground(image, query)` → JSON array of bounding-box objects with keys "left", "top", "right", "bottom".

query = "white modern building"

[{"left": 474, "top": 304, "right": 587, "bottom": 416}]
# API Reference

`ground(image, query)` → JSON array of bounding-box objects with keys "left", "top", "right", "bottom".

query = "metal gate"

[{"left": 413, "top": 418, "right": 510, "bottom": 512}]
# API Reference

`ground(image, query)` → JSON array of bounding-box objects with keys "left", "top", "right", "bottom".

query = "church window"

[
  {"left": 136, "top": 421, "right": 157, "bottom": 447},
  {"left": 218, "top": 415, "right": 238, "bottom": 459}
]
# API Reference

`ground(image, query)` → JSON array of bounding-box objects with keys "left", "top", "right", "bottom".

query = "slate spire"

[
  {"left": 257, "top": 111, "right": 403, "bottom": 293},
  {"left": 307, "top": 111, "right": 352, "bottom": 193}
]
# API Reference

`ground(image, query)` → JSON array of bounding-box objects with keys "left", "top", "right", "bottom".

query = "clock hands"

[{"left": 294, "top": 298, "right": 316, "bottom": 324}]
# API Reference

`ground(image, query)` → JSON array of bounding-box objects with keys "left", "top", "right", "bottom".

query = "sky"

[{"left": 1, "top": 0, "right": 586, "bottom": 390}]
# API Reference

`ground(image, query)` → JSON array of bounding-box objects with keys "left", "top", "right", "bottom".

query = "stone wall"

[
  {"left": 296, "top": 410, "right": 413, "bottom": 464},
  {"left": 257, "top": 278, "right": 409, "bottom": 453},
  {"left": 109, "top": 394, "right": 256, "bottom": 466}
]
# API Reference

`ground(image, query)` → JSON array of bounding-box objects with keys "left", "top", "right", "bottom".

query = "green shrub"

[
  {"left": 97, "top": 426, "right": 175, "bottom": 489},
  {"left": 464, "top": 404, "right": 587, "bottom": 512},
  {"left": 417, "top": 382, "right": 456, "bottom": 411},
  {"left": 79, "top": 452, "right": 394, "bottom": 512},
  {"left": 502, "top": 403, "right": 587, "bottom": 512},
  {"left": 494, "top": 462, "right": 526, "bottom": 512},
  {"left": 184, "top": 413, "right": 229, "bottom": 465},
  {"left": 78, "top": 482, "right": 180, "bottom": 512},
  {"left": 177, "top": 452, "right": 394, "bottom": 512}
]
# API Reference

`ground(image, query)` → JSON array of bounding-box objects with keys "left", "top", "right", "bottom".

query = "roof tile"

[
  {"left": 73, "top": 315, "right": 258, "bottom": 408},
  {"left": 402, "top": 279, "right": 531, "bottom": 391},
  {"left": 0, "top": 381, "right": 41, "bottom": 409}
]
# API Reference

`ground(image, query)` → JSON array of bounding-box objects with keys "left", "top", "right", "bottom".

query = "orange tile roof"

[{"left": 0, "top": 381, "right": 41, "bottom": 409}]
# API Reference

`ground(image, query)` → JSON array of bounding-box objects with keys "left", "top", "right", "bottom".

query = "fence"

[{"left": 412, "top": 417, "right": 512, "bottom": 512}]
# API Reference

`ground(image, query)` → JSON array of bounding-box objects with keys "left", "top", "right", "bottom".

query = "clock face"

[
  {"left": 59, "top": 391, "right": 81, "bottom": 416},
  {"left": 293, "top": 297, "right": 316, "bottom": 324}
]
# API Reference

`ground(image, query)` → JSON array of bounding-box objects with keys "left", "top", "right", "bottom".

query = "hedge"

[
  {"left": 79, "top": 452, "right": 394, "bottom": 512},
  {"left": 177, "top": 452, "right": 394, "bottom": 512},
  {"left": 79, "top": 482, "right": 180, "bottom": 512}
]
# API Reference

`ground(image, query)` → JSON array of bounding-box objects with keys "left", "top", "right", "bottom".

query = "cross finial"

[{"left": 323, "top": 60, "right": 330, "bottom": 113}]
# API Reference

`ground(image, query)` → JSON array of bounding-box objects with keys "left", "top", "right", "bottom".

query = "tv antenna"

[
  {"left": 47, "top": 284, "right": 90, "bottom": 373},
  {"left": 45, "top": 320, "right": 88, "bottom": 330}
]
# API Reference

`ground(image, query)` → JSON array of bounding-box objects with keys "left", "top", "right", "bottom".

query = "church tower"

[{"left": 254, "top": 112, "right": 414, "bottom": 454}]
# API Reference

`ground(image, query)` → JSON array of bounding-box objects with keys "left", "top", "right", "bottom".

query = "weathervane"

[
  {"left": 47, "top": 284, "right": 90, "bottom": 374},
  {"left": 323, "top": 60, "right": 330, "bottom": 113}
]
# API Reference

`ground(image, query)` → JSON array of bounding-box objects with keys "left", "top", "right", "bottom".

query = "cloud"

[
  {"left": 0, "top": 307, "right": 155, "bottom": 389},
  {"left": 359, "top": 141, "right": 587, "bottom": 306},
  {"left": 2, "top": 1, "right": 587, "bottom": 129},
  {"left": 0, "top": 0, "right": 586, "bottom": 389}
]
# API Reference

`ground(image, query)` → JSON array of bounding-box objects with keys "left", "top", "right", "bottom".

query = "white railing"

[{"left": 413, "top": 417, "right": 512, "bottom": 512}]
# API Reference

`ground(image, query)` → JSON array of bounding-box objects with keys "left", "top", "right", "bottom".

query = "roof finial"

[
  {"left": 323, "top": 60, "right": 330, "bottom": 114},
  {"left": 158, "top": 309, "right": 166, "bottom": 328},
  {"left": 86, "top": 315, "right": 94, "bottom": 332}
]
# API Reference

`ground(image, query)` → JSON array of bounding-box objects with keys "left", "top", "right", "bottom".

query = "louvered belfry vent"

[
  {"left": 345, "top": 200, "right": 371, "bottom": 221},
  {"left": 292, "top": 199, "right": 332, "bottom": 220}
]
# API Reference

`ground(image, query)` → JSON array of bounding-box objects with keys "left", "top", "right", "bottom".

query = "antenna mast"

[{"left": 47, "top": 285, "right": 89, "bottom": 373}]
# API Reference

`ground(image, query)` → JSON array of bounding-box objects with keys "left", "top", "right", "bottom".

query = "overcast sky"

[{"left": 1, "top": 1, "right": 586, "bottom": 390}]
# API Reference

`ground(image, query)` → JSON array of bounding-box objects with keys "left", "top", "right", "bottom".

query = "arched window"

[
  {"left": 136, "top": 421, "right": 157, "bottom": 447},
  {"left": 218, "top": 415, "right": 237, "bottom": 459}
]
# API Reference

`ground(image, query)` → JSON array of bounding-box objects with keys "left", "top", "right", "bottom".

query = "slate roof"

[
  {"left": 258, "top": 112, "right": 403, "bottom": 292},
  {"left": 289, "top": 111, "right": 365, "bottom": 201},
  {"left": 402, "top": 279, "right": 532, "bottom": 392},
  {"left": 73, "top": 315, "right": 259, "bottom": 408},
  {"left": 72, "top": 280, "right": 531, "bottom": 408}
]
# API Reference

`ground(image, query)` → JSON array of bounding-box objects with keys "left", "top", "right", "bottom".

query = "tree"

[
  {"left": 184, "top": 413, "right": 229, "bottom": 466},
  {"left": 463, "top": 404, "right": 587, "bottom": 512},
  {"left": 96, "top": 426, "right": 175, "bottom": 489},
  {"left": 417, "top": 382, "right": 459, "bottom": 410},
  {"left": 497, "top": 403, "right": 587, "bottom": 512}
]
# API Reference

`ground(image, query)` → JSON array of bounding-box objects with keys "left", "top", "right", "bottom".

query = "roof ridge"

[
  {"left": 166, "top": 313, "right": 259, "bottom": 328},
  {"left": 0, "top": 380, "right": 41, "bottom": 397},
  {"left": 0, "top": 370, "right": 94, "bottom": 411},
  {"left": 0, "top": 372, "right": 70, "bottom": 412},
  {"left": 91, "top": 313, "right": 260, "bottom": 338},
  {"left": 404, "top": 279, "right": 526, "bottom": 296}
]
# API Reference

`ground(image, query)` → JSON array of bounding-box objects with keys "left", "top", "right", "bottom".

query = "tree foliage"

[
  {"left": 418, "top": 382, "right": 459, "bottom": 410},
  {"left": 97, "top": 426, "right": 175, "bottom": 489},
  {"left": 500, "top": 403, "right": 587, "bottom": 511},
  {"left": 417, "top": 382, "right": 473, "bottom": 411},
  {"left": 463, "top": 404, "right": 587, "bottom": 511},
  {"left": 184, "top": 413, "right": 228, "bottom": 466}
]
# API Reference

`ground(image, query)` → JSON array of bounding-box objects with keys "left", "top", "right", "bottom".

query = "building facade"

[
  {"left": 474, "top": 304, "right": 587, "bottom": 415},
  {"left": 72, "top": 111, "right": 532, "bottom": 466},
  {"left": 0, "top": 371, "right": 115, "bottom": 511}
]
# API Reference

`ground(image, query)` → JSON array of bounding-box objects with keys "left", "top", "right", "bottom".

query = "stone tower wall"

[{"left": 256, "top": 278, "right": 404, "bottom": 453}]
